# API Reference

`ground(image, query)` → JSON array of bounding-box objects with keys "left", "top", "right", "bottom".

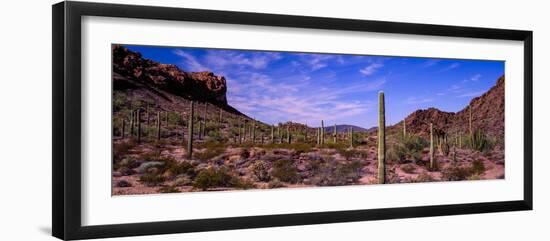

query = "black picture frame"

[{"left": 52, "top": 1, "right": 533, "bottom": 240}]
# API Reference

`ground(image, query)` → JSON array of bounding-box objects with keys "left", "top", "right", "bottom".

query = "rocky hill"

[
  {"left": 112, "top": 45, "right": 238, "bottom": 112},
  {"left": 397, "top": 75, "right": 504, "bottom": 140}
]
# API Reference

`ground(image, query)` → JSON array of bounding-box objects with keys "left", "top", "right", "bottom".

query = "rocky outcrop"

[
  {"left": 112, "top": 45, "right": 228, "bottom": 106},
  {"left": 398, "top": 75, "right": 504, "bottom": 140}
]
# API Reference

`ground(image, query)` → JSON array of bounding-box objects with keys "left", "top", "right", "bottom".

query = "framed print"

[{"left": 52, "top": 1, "right": 533, "bottom": 240}]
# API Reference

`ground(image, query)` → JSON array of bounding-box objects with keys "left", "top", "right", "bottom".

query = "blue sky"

[{"left": 123, "top": 45, "right": 504, "bottom": 129}]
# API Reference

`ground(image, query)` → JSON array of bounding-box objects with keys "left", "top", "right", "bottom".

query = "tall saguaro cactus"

[
  {"left": 187, "top": 101, "right": 195, "bottom": 159},
  {"left": 271, "top": 125, "right": 275, "bottom": 144},
  {"left": 287, "top": 124, "right": 291, "bottom": 144},
  {"left": 377, "top": 91, "right": 386, "bottom": 184},
  {"left": 137, "top": 109, "right": 142, "bottom": 143},
  {"left": 349, "top": 127, "right": 353, "bottom": 148},
  {"left": 156, "top": 111, "right": 161, "bottom": 141},
  {"left": 429, "top": 123, "right": 435, "bottom": 169},
  {"left": 252, "top": 119, "right": 256, "bottom": 144},
  {"left": 469, "top": 106, "right": 473, "bottom": 141},
  {"left": 129, "top": 111, "right": 134, "bottom": 138},
  {"left": 121, "top": 119, "right": 125, "bottom": 139},
  {"left": 321, "top": 120, "right": 325, "bottom": 146}
]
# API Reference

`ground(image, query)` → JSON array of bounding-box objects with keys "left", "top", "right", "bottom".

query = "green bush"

[
  {"left": 193, "top": 167, "right": 255, "bottom": 191},
  {"left": 139, "top": 173, "right": 166, "bottom": 187},
  {"left": 158, "top": 186, "right": 181, "bottom": 193},
  {"left": 270, "top": 159, "right": 299, "bottom": 183},
  {"left": 387, "top": 135, "right": 427, "bottom": 163},
  {"left": 309, "top": 160, "right": 362, "bottom": 186},
  {"left": 471, "top": 160, "right": 486, "bottom": 175}
]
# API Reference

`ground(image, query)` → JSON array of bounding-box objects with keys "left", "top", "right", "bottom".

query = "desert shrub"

[
  {"left": 467, "top": 174, "right": 481, "bottom": 180},
  {"left": 164, "top": 160, "right": 197, "bottom": 178},
  {"left": 113, "top": 140, "right": 137, "bottom": 161},
  {"left": 338, "top": 149, "right": 361, "bottom": 160},
  {"left": 414, "top": 172, "right": 435, "bottom": 182},
  {"left": 268, "top": 178, "right": 285, "bottom": 188},
  {"left": 465, "top": 129, "right": 495, "bottom": 153},
  {"left": 139, "top": 173, "right": 166, "bottom": 187},
  {"left": 206, "top": 129, "right": 227, "bottom": 143},
  {"left": 270, "top": 159, "right": 299, "bottom": 183},
  {"left": 193, "top": 143, "right": 225, "bottom": 161},
  {"left": 249, "top": 160, "right": 270, "bottom": 182},
  {"left": 263, "top": 143, "right": 313, "bottom": 153},
  {"left": 158, "top": 186, "right": 181, "bottom": 193},
  {"left": 193, "top": 167, "right": 255, "bottom": 191},
  {"left": 471, "top": 159, "right": 486, "bottom": 175},
  {"left": 441, "top": 165, "right": 472, "bottom": 181},
  {"left": 309, "top": 160, "right": 362, "bottom": 186},
  {"left": 387, "top": 135, "right": 426, "bottom": 163},
  {"left": 400, "top": 164, "right": 416, "bottom": 174},
  {"left": 113, "top": 92, "right": 128, "bottom": 112}
]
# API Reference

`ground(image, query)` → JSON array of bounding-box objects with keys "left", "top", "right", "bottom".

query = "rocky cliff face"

[
  {"left": 399, "top": 75, "right": 504, "bottom": 140},
  {"left": 112, "top": 45, "right": 228, "bottom": 106}
]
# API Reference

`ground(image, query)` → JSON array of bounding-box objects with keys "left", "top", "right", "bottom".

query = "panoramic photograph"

[{"left": 111, "top": 44, "right": 505, "bottom": 195}]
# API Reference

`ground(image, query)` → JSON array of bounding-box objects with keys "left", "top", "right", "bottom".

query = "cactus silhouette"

[
  {"left": 187, "top": 101, "right": 194, "bottom": 159},
  {"left": 378, "top": 91, "right": 386, "bottom": 184},
  {"left": 430, "top": 123, "right": 435, "bottom": 170}
]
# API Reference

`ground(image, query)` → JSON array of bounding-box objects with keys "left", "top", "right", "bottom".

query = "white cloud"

[
  {"left": 173, "top": 49, "right": 208, "bottom": 71},
  {"left": 359, "top": 63, "right": 384, "bottom": 76},
  {"left": 438, "top": 63, "right": 460, "bottom": 72}
]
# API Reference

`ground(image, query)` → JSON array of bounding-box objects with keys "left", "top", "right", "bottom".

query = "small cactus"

[
  {"left": 187, "top": 101, "right": 194, "bottom": 159},
  {"left": 378, "top": 91, "right": 386, "bottom": 184}
]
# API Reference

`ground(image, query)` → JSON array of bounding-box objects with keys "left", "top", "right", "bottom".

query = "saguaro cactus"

[
  {"left": 271, "top": 125, "right": 275, "bottom": 144},
  {"left": 349, "top": 127, "right": 353, "bottom": 148},
  {"left": 321, "top": 120, "right": 325, "bottom": 146},
  {"left": 333, "top": 124, "right": 337, "bottom": 143},
  {"left": 121, "top": 119, "right": 125, "bottom": 139},
  {"left": 430, "top": 123, "right": 435, "bottom": 169},
  {"left": 287, "top": 124, "right": 291, "bottom": 144},
  {"left": 137, "top": 109, "right": 142, "bottom": 143},
  {"left": 129, "top": 111, "right": 134, "bottom": 137},
  {"left": 203, "top": 102, "right": 208, "bottom": 137},
  {"left": 377, "top": 91, "right": 386, "bottom": 184},
  {"left": 156, "top": 111, "right": 161, "bottom": 141},
  {"left": 252, "top": 119, "right": 256, "bottom": 144},
  {"left": 187, "top": 101, "right": 194, "bottom": 159},
  {"left": 146, "top": 104, "right": 150, "bottom": 126},
  {"left": 469, "top": 106, "right": 473, "bottom": 145}
]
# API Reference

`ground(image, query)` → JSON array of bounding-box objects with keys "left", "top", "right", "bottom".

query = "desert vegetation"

[{"left": 111, "top": 45, "right": 505, "bottom": 195}]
